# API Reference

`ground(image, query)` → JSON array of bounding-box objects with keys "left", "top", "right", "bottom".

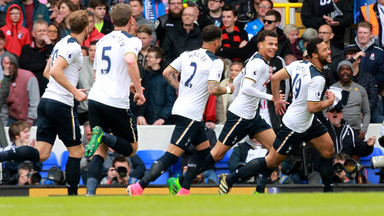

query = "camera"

[
  {"left": 333, "top": 159, "right": 361, "bottom": 174},
  {"left": 28, "top": 171, "right": 41, "bottom": 185},
  {"left": 116, "top": 166, "right": 128, "bottom": 178}
]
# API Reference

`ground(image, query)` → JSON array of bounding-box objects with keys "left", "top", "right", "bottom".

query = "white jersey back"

[
  {"left": 283, "top": 60, "right": 325, "bottom": 133},
  {"left": 170, "top": 48, "right": 223, "bottom": 121},
  {"left": 88, "top": 30, "right": 142, "bottom": 109},
  {"left": 42, "top": 35, "right": 83, "bottom": 107},
  {"left": 228, "top": 52, "right": 270, "bottom": 119}
]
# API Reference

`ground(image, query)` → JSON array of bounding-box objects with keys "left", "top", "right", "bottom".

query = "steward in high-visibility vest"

[{"left": 361, "top": 3, "right": 380, "bottom": 36}]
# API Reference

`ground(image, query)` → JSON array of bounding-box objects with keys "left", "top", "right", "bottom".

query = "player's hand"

[
  {"left": 74, "top": 89, "right": 87, "bottom": 102},
  {"left": 137, "top": 116, "right": 147, "bottom": 125},
  {"left": 134, "top": 92, "right": 146, "bottom": 106},
  {"left": 153, "top": 118, "right": 165, "bottom": 125},
  {"left": 205, "top": 122, "right": 215, "bottom": 130},
  {"left": 367, "top": 136, "right": 376, "bottom": 146},
  {"left": 130, "top": 82, "right": 145, "bottom": 94},
  {"left": 2, "top": 56, "right": 11, "bottom": 76},
  {"left": 274, "top": 98, "right": 289, "bottom": 115},
  {"left": 359, "top": 130, "right": 366, "bottom": 140}
]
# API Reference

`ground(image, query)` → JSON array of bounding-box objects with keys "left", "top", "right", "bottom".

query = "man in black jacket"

[
  {"left": 19, "top": 19, "right": 53, "bottom": 96},
  {"left": 155, "top": 0, "right": 183, "bottom": 46}
]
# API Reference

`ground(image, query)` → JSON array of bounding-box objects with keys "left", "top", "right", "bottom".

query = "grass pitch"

[{"left": 0, "top": 193, "right": 382, "bottom": 216}]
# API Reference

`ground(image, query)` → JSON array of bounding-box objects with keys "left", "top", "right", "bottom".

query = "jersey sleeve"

[
  {"left": 124, "top": 37, "right": 142, "bottom": 57},
  {"left": 208, "top": 58, "right": 224, "bottom": 83},
  {"left": 307, "top": 76, "right": 325, "bottom": 102},
  {"left": 58, "top": 45, "right": 81, "bottom": 65}
]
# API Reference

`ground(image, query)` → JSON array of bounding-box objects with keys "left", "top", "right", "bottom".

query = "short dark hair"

[
  {"left": 344, "top": 46, "right": 360, "bottom": 57},
  {"left": 130, "top": 0, "right": 143, "bottom": 7},
  {"left": 306, "top": 37, "right": 324, "bottom": 59},
  {"left": 221, "top": 4, "right": 238, "bottom": 17},
  {"left": 136, "top": 24, "right": 152, "bottom": 35},
  {"left": 111, "top": 4, "right": 132, "bottom": 27},
  {"left": 90, "top": 0, "right": 108, "bottom": 9},
  {"left": 334, "top": 153, "right": 350, "bottom": 161},
  {"left": 148, "top": 46, "right": 165, "bottom": 65},
  {"left": 357, "top": 21, "right": 372, "bottom": 33},
  {"left": 90, "top": 40, "right": 98, "bottom": 46},
  {"left": 265, "top": 9, "right": 281, "bottom": 22},
  {"left": 112, "top": 156, "right": 128, "bottom": 167},
  {"left": 201, "top": 25, "right": 222, "bottom": 42},
  {"left": 257, "top": 30, "right": 278, "bottom": 44}
]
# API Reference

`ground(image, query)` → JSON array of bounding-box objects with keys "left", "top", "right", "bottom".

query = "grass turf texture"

[{"left": 0, "top": 193, "right": 382, "bottom": 215}]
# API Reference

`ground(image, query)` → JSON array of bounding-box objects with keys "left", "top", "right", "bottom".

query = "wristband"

[{"left": 226, "top": 86, "right": 231, "bottom": 94}]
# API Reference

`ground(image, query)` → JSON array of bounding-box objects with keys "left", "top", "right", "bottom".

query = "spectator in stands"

[
  {"left": 345, "top": 21, "right": 384, "bottom": 90},
  {"left": 129, "top": 0, "right": 157, "bottom": 46},
  {"left": 331, "top": 60, "right": 370, "bottom": 139},
  {"left": 69, "top": 0, "right": 82, "bottom": 10},
  {"left": 358, "top": 0, "right": 384, "bottom": 47},
  {"left": 136, "top": 46, "right": 176, "bottom": 125},
  {"left": 207, "top": 0, "right": 224, "bottom": 27},
  {"left": 0, "top": 54, "right": 12, "bottom": 148},
  {"left": 77, "top": 40, "right": 96, "bottom": 125},
  {"left": 345, "top": 46, "right": 378, "bottom": 115},
  {"left": 155, "top": 0, "right": 183, "bottom": 46},
  {"left": 216, "top": 61, "right": 243, "bottom": 124},
  {"left": 17, "top": 162, "right": 33, "bottom": 185},
  {"left": 101, "top": 156, "right": 146, "bottom": 185},
  {"left": 90, "top": 0, "right": 113, "bottom": 35},
  {"left": 323, "top": 106, "right": 375, "bottom": 157},
  {"left": 136, "top": 25, "right": 153, "bottom": 69},
  {"left": 162, "top": 6, "right": 202, "bottom": 64},
  {"left": 3, "top": 51, "right": 39, "bottom": 126},
  {"left": 57, "top": 0, "right": 77, "bottom": 39},
  {"left": 283, "top": 24, "right": 302, "bottom": 60},
  {"left": 372, "top": 84, "right": 384, "bottom": 123},
  {"left": 332, "top": 153, "right": 362, "bottom": 184},
  {"left": 8, "top": 0, "right": 50, "bottom": 35},
  {"left": 48, "top": 0, "right": 60, "bottom": 26},
  {"left": 216, "top": 4, "right": 248, "bottom": 61},
  {"left": 301, "top": 0, "right": 353, "bottom": 50},
  {"left": 0, "top": 30, "right": 12, "bottom": 81},
  {"left": 318, "top": 24, "right": 343, "bottom": 87},
  {"left": 47, "top": 23, "right": 59, "bottom": 45},
  {"left": 0, "top": 4, "right": 31, "bottom": 57},
  {"left": 2, "top": 121, "right": 42, "bottom": 184},
  {"left": 185, "top": 0, "right": 211, "bottom": 31},
  {"left": 81, "top": 10, "right": 104, "bottom": 48},
  {"left": 19, "top": 19, "right": 53, "bottom": 97},
  {"left": 244, "top": 0, "right": 272, "bottom": 40}
]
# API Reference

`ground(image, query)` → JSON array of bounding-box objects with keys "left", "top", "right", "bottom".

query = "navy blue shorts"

[
  {"left": 219, "top": 111, "right": 271, "bottom": 146},
  {"left": 36, "top": 98, "right": 81, "bottom": 147},
  {"left": 170, "top": 115, "right": 208, "bottom": 150},
  {"left": 273, "top": 116, "right": 328, "bottom": 155},
  {"left": 88, "top": 100, "right": 138, "bottom": 143}
]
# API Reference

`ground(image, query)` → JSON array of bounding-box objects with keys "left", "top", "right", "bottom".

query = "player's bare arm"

[
  {"left": 307, "top": 89, "right": 335, "bottom": 113},
  {"left": 50, "top": 56, "right": 87, "bottom": 102},
  {"left": 125, "top": 53, "right": 145, "bottom": 106},
  {"left": 43, "top": 58, "right": 52, "bottom": 79},
  {"left": 271, "top": 68, "right": 290, "bottom": 115},
  {"left": 208, "top": 81, "right": 234, "bottom": 95},
  {"left": 163, "top": 66, "right": 180, "bottom": 91}
]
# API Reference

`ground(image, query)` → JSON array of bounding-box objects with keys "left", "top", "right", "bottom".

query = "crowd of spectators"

[{"left": 0, "top": 0, "right": 382, "bottom": 186}]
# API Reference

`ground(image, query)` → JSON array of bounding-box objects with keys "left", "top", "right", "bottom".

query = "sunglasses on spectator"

[{"left": 263, "top": 19, "right": 276, "bottom": 24}]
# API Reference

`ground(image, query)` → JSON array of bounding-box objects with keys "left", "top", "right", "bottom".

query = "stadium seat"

[
  {"left": 360, "top": 147, "right": 384, "bottom": 184},
  {"left": 136, "top": 150, "right": 170, "bottom": 185},
  {"left": 170, "top": 158, "right": 181, "bottom": 177},
  {"left": 60, "top": 151, "right": 69, "bottom": 171},
  {"left": 215, "top": 148, "right": 234, "bottom": 177},
  {"left": 42, "top": 152, "right": 59, "bottom": 170}
]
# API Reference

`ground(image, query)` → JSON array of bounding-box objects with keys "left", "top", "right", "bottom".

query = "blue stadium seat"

[
  {"left": 170, "top": 158, "right": 182, "bottom": 177},
  {"left": 215, "top": 148, "right": 234, "bottom": 177},
  {"left": 360, "top": 147, "right": 384, "bottom": 184},
  {"left": 136, "top": 150, "right": 170, "bottom": 185},
  {"left": 42, "top": 152, "right": 59, "bottom": 170},
  {"left": 60, "top": 151, "right": 69, "bottom": 171}
]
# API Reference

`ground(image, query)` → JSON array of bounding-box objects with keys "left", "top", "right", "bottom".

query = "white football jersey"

[
  {"left": 42, "top": 35, "right": 83, "bottom": 107},
  {"left": 89, "top": 30, "right": 142, "bottom": 109},
  {"left": 228, "top": 52, "right": 271, "bottom": 119},
  {"left": 282, "top": 60, "right": 325, "bottom": 133},
  {"left": 170, "top": 48, "right": 223, "bottom": 121}
]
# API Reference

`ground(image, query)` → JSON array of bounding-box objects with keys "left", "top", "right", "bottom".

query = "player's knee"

[
  {"left": 39, "top": 151, "right": 50, "bottom": 162},
  {"left": 130, "top": 145, "right": 138, "bottom": 157},
  {"left": 321, "top": 147, "right": 335, "bottom": 159}
]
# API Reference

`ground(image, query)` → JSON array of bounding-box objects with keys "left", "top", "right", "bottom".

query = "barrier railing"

[{"left": 273, "top": 3, "right": 303, "bottom": 25}]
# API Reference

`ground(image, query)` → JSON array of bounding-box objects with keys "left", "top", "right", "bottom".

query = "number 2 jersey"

[
  {"left": 89, "top": 30, "right": 142, "bottom": 109},
  {"left": 170, "top": 48, "right": 223, "bottom": 121},
  {"left": 43, "top": 35, "right": 83, "bottom": 107},
  {"left": 282, "top": 60, "right": 325, "bottom": 133}
]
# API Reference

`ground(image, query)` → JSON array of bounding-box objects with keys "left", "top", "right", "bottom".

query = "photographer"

[
  {"left": 17, "top": 162, "right": 41, "bottom": 185},
  {"left": 333, "top": 153, "right": 354, "bottom": 184},
  {"left": 101, "top": 156, "right": 144, "bottom": 185}
]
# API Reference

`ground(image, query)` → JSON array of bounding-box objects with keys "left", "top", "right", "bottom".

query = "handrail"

[{"left": 273, "top": 3, "right": 303, "bottom": 25}]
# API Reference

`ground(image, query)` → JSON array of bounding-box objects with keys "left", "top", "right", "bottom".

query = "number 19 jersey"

[
  {"left": 282, "top": 60, "right": 325, "bottom": 133},
  {"left": 170, "top": 48, "right": 223, "bottom": 121},
  {"left": 89, "top": 30, "right": 142, "bottom": 109}
]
